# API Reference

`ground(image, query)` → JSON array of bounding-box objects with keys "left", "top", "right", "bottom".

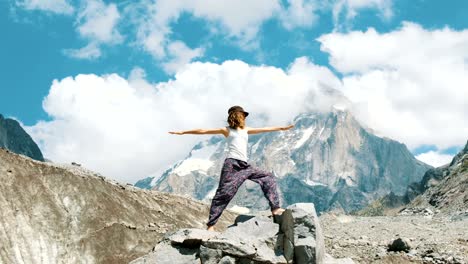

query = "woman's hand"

[
  {"left": 168, "top": 131, "right": 184, "bottom": 135},
  {"left": 281, "top": 124, "right": 295, "bottom": 131}
]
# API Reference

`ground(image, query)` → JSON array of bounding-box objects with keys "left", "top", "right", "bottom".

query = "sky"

[{"left": 1, "top": 0, "right": 467, "bottom": 184}]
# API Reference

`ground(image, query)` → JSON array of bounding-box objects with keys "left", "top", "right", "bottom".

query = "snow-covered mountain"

[{"left": 136, "top": 109, "right": 431, "bottom": 214}]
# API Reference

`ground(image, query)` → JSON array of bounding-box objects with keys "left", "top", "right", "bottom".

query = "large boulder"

[
  {"left": 131, "top": 203, "right": 353, "bottom": 264},
  {"left": 280, "top": 203, "right": 325, "bottom": 264}
]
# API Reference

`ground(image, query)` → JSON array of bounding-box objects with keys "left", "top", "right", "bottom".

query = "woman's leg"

[
  {"left": 207, "top": 159, "right": 249, "bottom": 227},
  {"left": 245, "top": 164, "right": 281, "bottom": 211}
]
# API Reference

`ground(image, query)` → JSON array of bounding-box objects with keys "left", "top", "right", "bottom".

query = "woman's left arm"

[{"left": 247, "top": 124, "right": 294, "bottom": 134}]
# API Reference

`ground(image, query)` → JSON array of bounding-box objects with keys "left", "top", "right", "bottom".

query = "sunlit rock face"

[
  {"left": 0, "top": 148, "right": 236, "bottom": 263},
  {"left": 406, "top": 140, "right": 468, "bottom": 216}
]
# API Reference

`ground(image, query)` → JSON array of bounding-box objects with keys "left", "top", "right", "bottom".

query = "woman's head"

[{"left": 227, "top": 105, "right": 249, "bottom": 129}]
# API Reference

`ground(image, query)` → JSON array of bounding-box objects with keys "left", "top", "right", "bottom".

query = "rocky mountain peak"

[
  {"left": 137, "top": 109, "right": 431, "bottom": 214},
  {"left": 0, "top": 114, "right": 44, "bottom": 161}
]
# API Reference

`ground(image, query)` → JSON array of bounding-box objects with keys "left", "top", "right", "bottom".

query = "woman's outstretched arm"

[
  {"left": 247, "top": 124, "right": 294, "bottom": 135},
  {"left": 169, "top": 127, "right": 228, "bottom": 137}
]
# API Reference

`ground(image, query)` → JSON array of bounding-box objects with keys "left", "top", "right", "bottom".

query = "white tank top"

[{"left": 226, "top": 126, "right": 248, "bottom": 162}]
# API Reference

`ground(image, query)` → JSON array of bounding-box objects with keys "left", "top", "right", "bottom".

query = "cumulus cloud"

[
  {"left": 130, "top": 0, "right": 281, "bottom": 68},
  {"left": 162, "top": 41, "right": 204, "bottom": 74},
  {"left": 62, "top": 42, "right": 101, "bottom": 60},
  {"left": 416, "top": 151, "right": 453, "bottom": 167},
  {"left": 25, "top": 58, "right": 345, "bottom": 184},
  {"left": 16, "top": 0, "right": 74, "bottom": 15},
  {"left": 332, "top": 0, "right": 393, "bottom": 29},
  {"left": 76, "top": 0, "right": 123, "bottom": 44},
  {"left": 279, "top": 0, "right": 319, "bottom": 30},
  {"left": 318, "top": 22, "right": 468, "bottom": 150},
  {"left": 64, "top": 0, "right": 122, "bottom": 59}
]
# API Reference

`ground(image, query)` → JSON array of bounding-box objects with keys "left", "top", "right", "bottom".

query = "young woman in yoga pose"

[{"left": 169, "top": 105, "right": 294, "bottom": 231}]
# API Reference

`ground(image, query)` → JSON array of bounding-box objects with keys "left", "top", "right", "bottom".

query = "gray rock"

[
  {"left": 165, "top": 228, "right": 219, "bottom": 247},
  {"left": 276, "top": 209, "right": 295, "bottom": 262},
  {"left": 204, "top": 217, "right": 287, "bottom": 263},
  {"left": 199, "top": 245, "right": 223, "bottom": 264},
  {"left": 295, "top": 237, "right": 318, "bottom": 263},
  {"left": 136, "top": 202, "right": 326, "bottom": 264},
  {"left": 387, "top": 237, "right": 412, "bottom": 252},
  {"left": 287, "top": 203, "right": 325, "bottom": 264},
  {"left": 218, "top": 256, "right": 237, "bottom": 264},
  {"left": 129, "top": 241, "right": 199, "bottom": 264}
]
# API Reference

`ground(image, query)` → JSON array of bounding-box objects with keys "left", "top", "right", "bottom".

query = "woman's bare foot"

[
  {"left": 271, "top": 208, "right": 285, "bottom": 216},
  {"left": 207, "top": 225, "right": 215, "bottom": 231}
]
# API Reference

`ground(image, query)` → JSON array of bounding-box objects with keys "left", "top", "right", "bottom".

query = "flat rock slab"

[
  {"left": 129, "top": 241, "right": 198, "bottom": 264},
  {"left": 166, "top": 228, "right": 220, "bottom": 247}
]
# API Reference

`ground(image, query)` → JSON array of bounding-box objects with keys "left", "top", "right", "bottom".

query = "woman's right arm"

[{"left": 169, "top": 127, "right": 228, "bottom": 137}]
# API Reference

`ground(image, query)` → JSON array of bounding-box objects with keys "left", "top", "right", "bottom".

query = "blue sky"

[{"left": 1, "top": 0, "right": 467, "bottom": 183}]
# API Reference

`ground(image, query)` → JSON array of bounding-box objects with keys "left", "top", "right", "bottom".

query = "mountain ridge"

[
  {"left": 0, "top": 114, "right": 44, "bottom": 161},
  {"left": 137, "top": 109, "right": 431, "bottom": 214}
]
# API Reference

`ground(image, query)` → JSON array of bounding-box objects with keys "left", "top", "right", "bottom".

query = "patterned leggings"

[{"left": 207, "top": 158, "right": 281, "bottom": 227}]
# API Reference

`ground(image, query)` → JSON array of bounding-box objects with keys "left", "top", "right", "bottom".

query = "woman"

[{"left": 169, "top": 105, "right": 294, "bottom": 231}]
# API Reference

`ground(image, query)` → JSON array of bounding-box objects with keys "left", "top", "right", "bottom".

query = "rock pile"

[
  {"left": 130, "top": 203, "right": 354, "bottom": 264},
  {"left": 398, "top": 207, "right": 436, "bottom": 217}
]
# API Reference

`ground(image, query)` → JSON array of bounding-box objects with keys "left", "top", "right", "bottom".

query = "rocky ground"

[
  {"left": 0, "top": 148, "right": 237, "bottom": 264},
  {"left": 320, "top": 212, "right": 468, "bottom": 264}
]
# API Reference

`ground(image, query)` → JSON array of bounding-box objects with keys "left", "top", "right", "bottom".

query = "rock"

[
  {"left": 135, "top": 202, "right": 327, "bottom": 264},
  {"left": 199, "top": 245, "right": 223, "bottom": 264},
  {"left": 203, "top": 216, "right": 287, "bottom": 263},
  {"left": 218, "top": 256, "right": 237, "bottom": 264},
  {"left": 165, "top": 228, "right": 219, "bottom": 247},
  {"left": 0, "top": 114, "right": 45, "bottom": 161},
  {"left": 387, "top": 237, "right": 412, "bottom": 252},
  {"left": 0, "top": 148, "right": 237, "bottom": 264},
  {"left": 129, "top": 241, "right": 199, "bottom": 264},
  {"left": 287, "top": 203, "right": 325, "bottom": 264}
]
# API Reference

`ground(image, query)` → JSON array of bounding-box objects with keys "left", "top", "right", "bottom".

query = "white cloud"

[
  {"left": 131, "top": 0, "right": 281, "bottom": 61},
  {"left": 62, "top": 42, "right": 101, "bottom": 60},
  {"left": 318, "top": 22, "right": 468, "bottom": 150},
  {"left": 162, "top": 41, "right": 204, "bottom": 74},
  {"left": 279, "top": 0, "right": 319, "bottom": 30},
  {"left": 76, "top": 0, "right": 123, "bottom": 44},
  {"left": 16, "top": 0, "right": 74, "bottom": 15},
  {"left": 64, "top": 0, "right": 122, "bottom": 59},
  {"left": 416, "top": 151, "right": 454, "bottom": 168},
  {"left": 332, "top": 0, "right": 393, "bottom": 29},
  {"left": 25, "top": 58, "right": 346, "bottom": 184}
]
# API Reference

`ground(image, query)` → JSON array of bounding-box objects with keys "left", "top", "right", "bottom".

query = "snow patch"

[
  {"left": 332, "top": 104, "right": 347, "bottom": 111},
  {"left": 294, "top": 126, "right": 315, "bottom": 149},
  {"left": 318, "top": 126, "right": 325, "bottom": 138},
  {"left": 172, "top": 159, "right": 214, "bottom": 176},
  {"left": 172, "top": 143, "right": 218, "bottom": 176},
  {"left": 304, "top": 179, "right": 327, "bottom": 186},
  {"left": 251, "top": 138, "right": 263, "bottom": 154}
]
